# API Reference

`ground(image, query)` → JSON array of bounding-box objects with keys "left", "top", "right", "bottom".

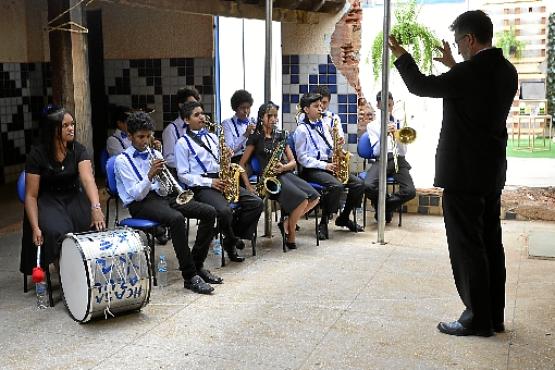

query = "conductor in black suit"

[{"left": 389, "top": 10, "right": 518, "bottom": 337}]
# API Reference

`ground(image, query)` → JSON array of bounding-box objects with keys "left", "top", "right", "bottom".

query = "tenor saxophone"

[
  {"left": 256, "top": 130, "right": 288, "bottom": 198},
  {"left": 331, "top": 115, "right": 351, "bottom": 184},
  {"left": 214, "top": 120, "right": 244, "bottom": 203}
]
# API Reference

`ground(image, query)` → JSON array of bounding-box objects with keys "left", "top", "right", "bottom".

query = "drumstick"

[{"left": 32, "top": 244, "right": 45, "bottom": 283}]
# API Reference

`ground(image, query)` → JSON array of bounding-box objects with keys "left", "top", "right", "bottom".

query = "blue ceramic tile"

[
  {"left": 290, "top": 65, "right": 299, "bottom": 74},
  {"left": 328, "top": 75, "right": 336, "bottom": 84},
  {"left": 342, "top": 123, "right": 348, "bottom": 132},
  {"left": 348, "top": 133, "right": 357, "bottom": 144},
  {"left": 290, "top": 55, "right": 299, "bottom": 64},
  {"left": 328, "top": 64, "right": 336, "bottom": 74},
  {"left": 309, "top": 75, "right": 318, "bottom": 84},
  {"left": 319, "top": 75, "right": 328, "bottom": 84},
  {"left": 348, "top": 104, "right": 357, "bottom": 113},
  {"left": 290, "top": 75, "right": 299, "bottom": 84},
  {"left": 348, "top": 94, "right": 357, "bottom": 104},
  {"left": 283, "top": 94, "right": 290, "bottom": 103},
  {"left": 283, "top": 104, "right": 290, "bottom": 113},
  {"left": 339, "top": 113, "right": 348, "bottom": 123},
  {"left": 299, "top": 84, "right": 308, "bottom": 94},
  {"left": 348, "top": 114, "right": 357, "bottom": 124},
  {"left": 338, "top": 95, "right": 348, "bottom": 103},
  {"left": 329, "top": 85, "right": 337, "bottom": 94},
  {"left": 318, "top": 64, "right": 327, "bottom": 74},
  {"left": 282, "top": 55, "right": 290, "bottom": 65},
  {"left": 283, "top": 66, "right": 290, "bottom": 75},
  {"left": 338, "top": 105, "right": 348, "bottom": 113},
  {"left": 291, "top": 94, "right": 299, "bottom": 103}
]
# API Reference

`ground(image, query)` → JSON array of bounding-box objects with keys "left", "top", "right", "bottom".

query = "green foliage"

[
  {"left": 371, "top": 0, "right": 441, "bottom": 81},
  {"left": 495, "top": 26, "right": 525, "bottom": 59},
  {"left": 547, "top": 13, "right": 555, "bottom": 116}
]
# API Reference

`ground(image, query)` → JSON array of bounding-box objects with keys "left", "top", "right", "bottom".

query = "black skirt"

[
  {"left": 20, "top": 189, "right": 91, "bottom": 275},
  {"left": 275, "top": 172, "right": 319, "bottom": 215}
]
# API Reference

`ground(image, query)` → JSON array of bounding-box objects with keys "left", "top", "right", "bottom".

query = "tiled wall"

[
  {"left": 0, "top": 62, "right": 51, "bottom": 183},
  {"left": 104, "top": 57, "right": 214, "bottom": 131},
  {"left": 281, "top": 54, "right": 363, "bottom": 169}
]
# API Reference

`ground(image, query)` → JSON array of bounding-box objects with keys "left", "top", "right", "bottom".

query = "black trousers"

[
  {"left": 128, "top": 192, "right": 217, "bottom": 280},
  {"left": 364, "top": 156, "right": 416, "bottom": 211},
  {"left": 442, "top": 190, "right": 506, "bottom": 330},
  {"left": 301, "top": 168, "right": 364, "bottom": 219},
  {"left": 193, "top": 187, "right": 263, "bottom": 244}
]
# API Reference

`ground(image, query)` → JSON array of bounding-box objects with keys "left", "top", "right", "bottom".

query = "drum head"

[{"left": 60, "top": 236, "right": 90, "bottom": 322}]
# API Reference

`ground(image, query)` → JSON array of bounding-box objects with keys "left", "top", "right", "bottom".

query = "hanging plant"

[
  {"left": 371, "top": 0, "right": 441, "bottom": 81},
  {"left": 495, "top": 26, "right": 525, "bottom": 59},
  {"left": 546, "top": 13, "right": 555, "bottom": 116}
]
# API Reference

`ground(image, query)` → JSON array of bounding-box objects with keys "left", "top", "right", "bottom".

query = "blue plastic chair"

[
  {"left": 357, "top": 132, "right": 402, "bottom": 227},
  {"left": 105, "top": 156, "right": 162, "bottom": 285},
  {"left": 99, "top": 148, "right": 109, "bottom": 176},
  {"left": 17, "top": 171, "right": 54, "bottom": 306}
]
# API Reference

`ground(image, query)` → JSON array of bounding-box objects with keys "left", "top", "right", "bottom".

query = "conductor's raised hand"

[
  {"left": 433, "top": 40, "right": 456, "bottom": 68},
  {"left": 388, "top": 36, "right": 408, "bottom": 58}
]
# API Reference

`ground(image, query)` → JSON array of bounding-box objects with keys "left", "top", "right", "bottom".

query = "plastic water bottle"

[
  {"left": 212, "top": 239, "right": 222, "bottom": 257},
  {"left": 157, "top": 255, "right": 168, "bottom": 288},
  {"left": 36, "top": 281, "right": 48, "bottom": 309}
]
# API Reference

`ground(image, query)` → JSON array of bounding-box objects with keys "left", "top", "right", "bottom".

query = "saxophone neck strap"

[{"left": 185, "top": 129, "right": 218, "bottom": 163}]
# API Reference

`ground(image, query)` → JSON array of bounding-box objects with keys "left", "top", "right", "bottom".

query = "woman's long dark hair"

[{"left": 39, "top": 104, "right": 74, "bottom": 164}]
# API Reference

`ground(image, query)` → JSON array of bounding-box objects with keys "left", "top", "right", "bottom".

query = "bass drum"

[{"left": 59, "top": 229, "right": 151, "bottom": 323}]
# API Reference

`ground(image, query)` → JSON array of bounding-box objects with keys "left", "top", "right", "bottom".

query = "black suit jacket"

[{"left": 394, "top": 48, "right": 518, "bottom": 195}]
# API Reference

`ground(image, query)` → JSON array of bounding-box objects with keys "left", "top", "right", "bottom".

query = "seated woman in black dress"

[
  {"left": 20, "top": 105, "right": 106, "bottom": 276},
  {"left": 239, "top": 102, "right": 319, "bottom": 249}
]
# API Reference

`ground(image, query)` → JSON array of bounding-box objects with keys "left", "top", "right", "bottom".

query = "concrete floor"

[{"left": 0, "top": 212, "right": 554, "bottom": 370}]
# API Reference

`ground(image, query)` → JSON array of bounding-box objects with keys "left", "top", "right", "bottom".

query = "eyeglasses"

[{"left": 451, "top": 34, "right": 469, "bottom": 49}]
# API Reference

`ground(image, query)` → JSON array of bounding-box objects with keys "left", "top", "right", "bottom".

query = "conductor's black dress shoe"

[
  {"left": 198, "top": 268, "right": 223, "bottom": 284},
  {"left": 437, "top": 321, "right": 494, "bottom": 337}
]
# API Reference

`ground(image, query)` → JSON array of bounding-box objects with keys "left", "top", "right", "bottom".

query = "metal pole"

[
  {"left": 377, "top": 0, "right": 392, "bottom": 244},
  {"left": 263, "top": 0, "right": 273, "bottom": 237}
]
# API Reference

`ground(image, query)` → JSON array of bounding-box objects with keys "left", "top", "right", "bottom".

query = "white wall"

[{"left": 218, "top": 17, "right": 282, "bottom": 125}]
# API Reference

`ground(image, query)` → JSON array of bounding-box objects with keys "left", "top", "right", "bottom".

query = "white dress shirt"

[
  {"left": 162, "top": 116, "right": 186, "bottom": 169},
  {"left": 293, "top": 119, "right": 334, "bottom": 170},
  {"left": 367, "top": 113, "right": 407, "bottom": 158},
  {"left": 106, "top": 129, "right": 132, "bottom": 156},
  {"left": 222, "top": 115, "right": 254, "bottom": 156},
  {"left": 296, "top": 111, "right": 345, "bottom": 140},
  {"left": 175, "top": 128, "right": 220, "bottom": 188},
  {"left": 114, "top": 146, "right": 168, "bottom": 207}
]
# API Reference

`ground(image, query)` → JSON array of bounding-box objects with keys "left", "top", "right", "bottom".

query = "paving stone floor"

[{"left": 0, "top": 213, "right": 554, "bottom": 370}]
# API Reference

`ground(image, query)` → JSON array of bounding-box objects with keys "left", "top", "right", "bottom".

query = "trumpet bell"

[
  {"left": 395, "top": 127, "right": 417, "bottom": 144},
  {"left": 176, "top": 189, "right": 195, "bottom": 205}
]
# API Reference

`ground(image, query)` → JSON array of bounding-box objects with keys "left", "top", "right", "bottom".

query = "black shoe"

[
  {"left": 235, "top": 239, "right": 245, "bottom": 250},
  {"left": 154, "top": 227, "right": 169, "bottom": 245},
  {"left": 184, "top": 275, "right": 214, "bottom": 294},
  {"left": 335, "top": 217, "right": 363, "bottom": 232},
  {"left": 318, "top": 222, "right": 329, "bottom": 240},
  {"left": 285, "top": 241, "right": 297, "bottom": 250},
  {"left": 198, "top": 268, "right": 223, "bottom": 284},
  {"left": 374, "top": 211, "right": 393, "bottom": 224},
  {"left": 437, "top": 321, "right": 494, "bottom": 337},
  {"left": 227, "top": 252, "right": 245, "bottom": 262}
]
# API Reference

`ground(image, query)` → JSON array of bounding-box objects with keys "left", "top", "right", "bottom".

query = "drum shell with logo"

[{"left": 59, "top": 229, "right": 151, "bottom": 323}]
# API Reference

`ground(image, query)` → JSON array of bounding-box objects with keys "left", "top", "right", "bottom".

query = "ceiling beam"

[{"left": 98, "top": 0, "right": 322, "bottom": 24}]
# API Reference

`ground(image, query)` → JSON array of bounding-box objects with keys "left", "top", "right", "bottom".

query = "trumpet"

[{"left": 147, "top": 146, "right": 194, "bottom": 205}]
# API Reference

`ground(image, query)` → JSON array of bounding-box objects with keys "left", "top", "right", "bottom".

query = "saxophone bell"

[
  {"left": 262, "top": 176, "right": 281, "bottom": 195},
  {"left": 395, "top": 126, "right": 417, "bottom": 144}
]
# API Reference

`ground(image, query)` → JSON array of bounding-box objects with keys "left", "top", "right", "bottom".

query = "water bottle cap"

[{"left": 160, "top": 255, "right": 166, "bottom": 260}]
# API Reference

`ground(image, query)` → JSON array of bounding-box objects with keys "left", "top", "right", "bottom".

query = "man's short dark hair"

[
  {"left": 113, "top": 105, "right": 130, "bottom": 126},
  {"left": 314, "top": 85, "right": 331, "bottom": 99},
  {"left": 449, "top": 10, "right": 493, "bottom": 45},
  {"left": 230, "top": 89, "right": 254, "bottom": 111},
  {"left": 180, "top": 101, "right": 203, "bottom": 120},
  {"left": 177, "top": 87, "right": 200, "bottom": 104},
  {"left": 300, "top": 93, "right": 322, "bottom": 109},
  {"left": 376, "top": 91, "right": 393, "bottom": 103},
  {"left": 126, "top": 111, "right": 154, "bottom": 134}
]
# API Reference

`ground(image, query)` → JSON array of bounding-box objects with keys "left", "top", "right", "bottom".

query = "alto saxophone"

[
  {"left": 214, "top": 120, "right": 244, "bottom": 203},
  {"left": 331, "top": 114, "right": 351, "bottom": 184},
  {"left": 256, "top": 130, "right": 288, "bottom": 198},
  {"left": 147, "top": 146, "right": 194, "bottom": 205}
]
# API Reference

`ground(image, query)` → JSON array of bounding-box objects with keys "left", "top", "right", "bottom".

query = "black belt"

[{"left": 201, "top": 173, "right": 219, "bottom": 179}]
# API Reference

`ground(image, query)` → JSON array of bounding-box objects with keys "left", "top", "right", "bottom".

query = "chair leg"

[
  {"left": 280, "top": 212, "right": 287, "bottom": 253},
  {"left": 363, "top": 195, "right": 367, "bottom": 228},
  {"left": 315, "top": 205, "right": 320, "bottom": 247},
  {"left": 46, "top": 268, "right": 54, "bottom": 307},
  {"left": 352, "top": 208, "right": 357, "bottom": 233},
  {"left": 220, "top": 231, "right": 226, "bottom": 267},
  {"left": 24, "top": 273, "right": 28, "bottom": 293},
  {"left": 251, "top": 229, "right": 257, "bottom": 256},
  {"left": 148, "top": 233, "right": 157, "bottom": 286},
  {"left": 398, "top": 204, "right": 403, "bottom": 227}
]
